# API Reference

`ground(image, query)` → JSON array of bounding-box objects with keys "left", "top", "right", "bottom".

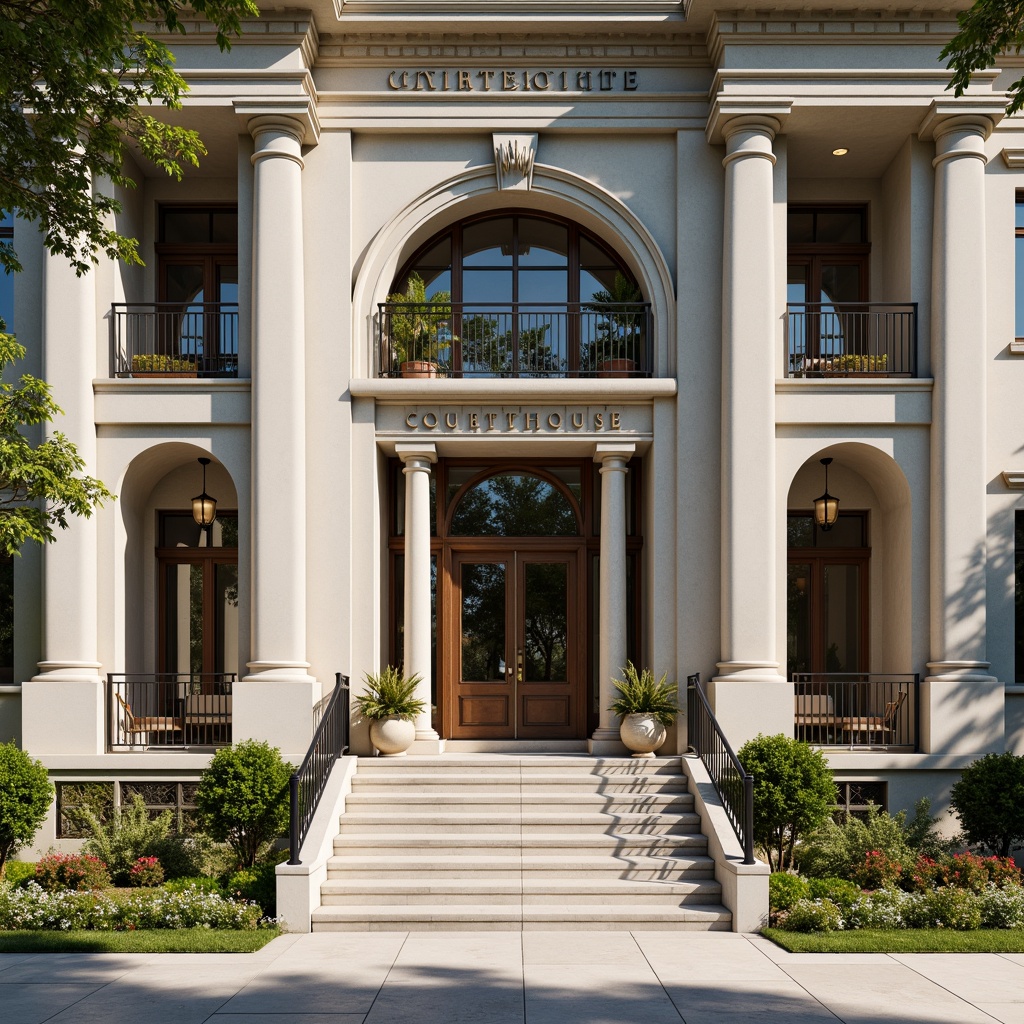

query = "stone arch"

[
  {"left": 352, "top": 163, "right": 676, "bottom": 377},
  {"left": 117, "top": 443, "right": 240, "bottom": 675},
  {"left": 784, "top": 440, "right": 917, "bottom": 677}
]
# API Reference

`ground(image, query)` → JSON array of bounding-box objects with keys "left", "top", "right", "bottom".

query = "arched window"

[
  {"left": 449, "top": 471, "right": 581, "bottom": 536},
  {"left": 382, "top": 212, "right": 648, "bottom": 377}
]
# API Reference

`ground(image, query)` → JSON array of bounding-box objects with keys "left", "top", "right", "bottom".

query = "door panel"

[{"left": 449, "top": 549, "right": 581, "bottom": 739}]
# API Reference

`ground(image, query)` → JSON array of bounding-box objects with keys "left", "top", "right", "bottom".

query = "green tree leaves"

[
  {"left": 0, "top": 741, "right": 53, "bottom": 878},
  {"left": 942, "top": 0, "right": 1024, "bottom": 115}
]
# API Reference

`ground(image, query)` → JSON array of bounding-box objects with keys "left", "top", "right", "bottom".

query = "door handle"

[{"left": 517, "top": 649, "right": 524, "bottom": 684}]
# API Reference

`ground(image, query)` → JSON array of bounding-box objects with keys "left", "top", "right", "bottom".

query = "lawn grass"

[
  {"left": 763, "top": 927, "right": 1024, "bottom": 953},
  {"left": 0, "top": 928, "right": 280, "bottom": 954}
]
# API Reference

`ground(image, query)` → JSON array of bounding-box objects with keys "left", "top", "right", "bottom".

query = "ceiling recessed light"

[{"left": 832, "top": 148, "right": 849, "bottom": 156}]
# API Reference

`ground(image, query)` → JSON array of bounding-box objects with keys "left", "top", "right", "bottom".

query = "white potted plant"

[
  {"left": 608, "top": 662, "right": 679, "bottom": 758},
  {"left": 354, "top": 666, "right": 426, "bottom": 756}
]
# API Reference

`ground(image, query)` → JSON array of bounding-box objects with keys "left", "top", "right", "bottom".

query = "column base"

[
  {"left": 925, "top": 660, "right": 997, "bottom": 683},
  {"left": 589, "top": 728, "right": 629, "bottom": 756},
  {"left": 920, "top": 674, "right": 1003, "bottom": 754},
  {"left": 408, "top": 736, "right": 446, "bottom": 755},
  {"left": 23, "top": 669, "right": 105, "bottom": 755}
]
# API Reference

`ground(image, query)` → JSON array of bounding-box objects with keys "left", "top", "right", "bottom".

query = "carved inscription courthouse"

[{"left": 387, "top": 69, "right": 640, "bottom": 92}]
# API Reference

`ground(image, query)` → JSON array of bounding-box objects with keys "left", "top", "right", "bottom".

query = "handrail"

[
  {"left": 686, "top": 673, "right": 755, "bottom": 865},
  {"left": 288, "top": 673, "right": 350, "bottom": 864}
]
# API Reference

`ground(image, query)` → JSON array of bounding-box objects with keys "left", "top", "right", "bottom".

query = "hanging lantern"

[
  {"left": 191, "top": 457, "right": 218, "bottom": 529},
  {"left": 813, "top": 457, "right": 839, "bottom": 531}
]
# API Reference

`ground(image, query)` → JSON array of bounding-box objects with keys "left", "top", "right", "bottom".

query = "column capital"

[
  {"left": 706, "top": 98, "right": 792, "bottom": 145},
  {"left": 919, "top": 99, "right": 1004, "bottom": 143},
  {"left": 236, "top": 98, "right": 320, "bottom": 146},
  {"left": 396, "top": 443, "right": 438, "bottom": 468},
  {"left": 594, "top": 442, "right": 636, "bottom": 468}
]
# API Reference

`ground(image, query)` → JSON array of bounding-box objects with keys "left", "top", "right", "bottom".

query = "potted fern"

[
  {"left": 609, "top": 662, "right": 679, "bottom": 758},
  {"left": 385, "top": 271, "right": 454, "bottom": 377},
  {"left": 354, "top": 666, "right": 426, "bottom": 756},
  {"left": 584, "top": 272, "right": 645, "bottom": 377}
]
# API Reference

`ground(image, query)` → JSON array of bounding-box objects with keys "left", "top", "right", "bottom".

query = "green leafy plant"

[
  {"left": 385, "top": 271, "right": 454, "bottom": 369},
  {"left": 807, "top": 877, "right": 862, "bottom": 916},
  {"left": 34, "top": 852, "right": 110, "bottom": 892},
  {"left": 2, "top": 861, "right": 37, "bottom": 888},
  {"left": 769, "top": 872, "right": 809, "bottom": 916},
  {"left": 80, "top": 794, "right": 172, "bottom": 885},
  {"left": 223, "top": 864, "right": 277, "bottom": 916},
  {"left": 798, "top": 804, "right": 914, "bottom": 881},
  {"left": 583, "top": 272, "right": 646, "bottom": 366},
  {"left": 355, "top": 666, "right": 427, "bottom": 721},
  {"left": 824, "top": 353, "right": 888, "bottom": 373},
  {"left": 0, "top": 742, "right": 53, "bottom": 879},
  {"left": 780, "top": 897, "right": 843, "bottom": 933},
  {"left": 130, "top": 353, "right": 198, "bottom": 373},
  {"left": 950, "top": 752, "right": 1024, "bottom": 857},
  {"left": 127, "top": 856, "right": 165, "bottom": 888},
  {"left": 738, "top": 733, "right": 835, "bottom": 872},
  {"left": 149, "top": 831, "right": 229, "bottom": 881},
  {"left": 608, "top": 663, "right": 679, "bottom": 726},
  {"left": 194, "top": 740, "right": 294, "bottom": 869}
]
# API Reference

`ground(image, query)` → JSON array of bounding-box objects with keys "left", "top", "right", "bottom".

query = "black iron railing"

[
  {"left": 111, "top": 302, "right": 239, "bottom": 377},
  {"left": 107, "top": 673, "right": 235, "bottom": 751},
  {"left": 686, "top": 673, "right": 755, "bottom": 865},
  {"left": 786, "top": 302, "right": 917, "bottom": 378},
  {"left": 376, "top": 301, "right": 653, "bottom": 378},
  {"left": 793, "top": 673, "right": 919, "bottom": 750},
  {"left": 288, "top": 673, "right": 351, "bottom": 864}
]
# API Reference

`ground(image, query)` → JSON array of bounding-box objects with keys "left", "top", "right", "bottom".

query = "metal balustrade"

[
  {"left": 111, "top": 302, "right": 239, "bottom": 377},
  {"left": 786, "top": 302, "right": 917, "bottom": 378}
]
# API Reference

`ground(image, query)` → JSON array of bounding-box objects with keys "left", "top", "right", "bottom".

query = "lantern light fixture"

[
  {"left": 191, "top": 457, "right": 218, "bottom": 531},
  {"left": 813, "top": 456, "right": 839, "bottom": 531}
]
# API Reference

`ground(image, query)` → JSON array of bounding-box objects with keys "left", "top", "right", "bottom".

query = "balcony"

[
  {"left": 793, "top": 673, "right": 919, "bottom": 751},
  {"left": 376, "top": 302, "right": 653, "bottom": 378},
  {"left": 111, "top": 303, "right": 239, "bottom": 378},
  {"left": 786, "top": 302, "right": 917, "bottom": 378},
  {"left": 107, "top": 674, "right": 234, "bottom": 751}
]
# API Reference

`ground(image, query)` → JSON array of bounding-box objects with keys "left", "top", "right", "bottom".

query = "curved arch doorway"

[{"left": 388, "top": 459, "right": 644, "bottom": 742}]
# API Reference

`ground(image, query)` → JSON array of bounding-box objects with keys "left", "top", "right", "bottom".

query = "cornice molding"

[{"left": 1002, "top": 471, "right": 1024, "bottom": 490}]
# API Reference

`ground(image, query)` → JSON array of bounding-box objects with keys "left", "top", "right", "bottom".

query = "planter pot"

[
  {"left": 400, "top": 360, "right": 438, "bottom": 379},
  {"left": 131, "top": 372, "right": 198, "bottom": 379},
  {"left": 369, "top": 715, "right": 416, "bottom": 756},
  {"left": 598, "top": 358, "right": 636, "bottom": 378},
  {"left": 619, "top": 713, "right": 667, "bottom": 758}
]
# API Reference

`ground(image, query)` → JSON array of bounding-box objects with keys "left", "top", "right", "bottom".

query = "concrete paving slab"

[
  {"left": 218, "top": 965, "right": 392, "bottom": 1014},
  {"left": 395, "top": 930, "right": 522, "bottom": 966},
  {"left": 363, "top": 964, "right": 524, "bottom": 1024},
  {"left": 525, "top": 964, "right": 683, "bottom": 1024},
  {"left": 889, "top": 952, "right": 1024, "bottom": 1003},
  {"left": 522, "top": 930, "right": 647, "bottom": 965},
  {"left": 0, "top": 953, "right": 148, "bottom": 983},
  {"left": 3, "top": 983, "right": 105, "bottom": 1024},
  {"left": 658, "top": 977, "right": 837, "bottom": 1023}
]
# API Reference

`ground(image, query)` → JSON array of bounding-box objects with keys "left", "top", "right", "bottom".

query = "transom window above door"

[{"left": 378, "top": 212, "right": 651, "bottom": 378}]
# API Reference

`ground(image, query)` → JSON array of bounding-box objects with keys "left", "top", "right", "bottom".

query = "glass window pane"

[
  {"left": 815, "top": 211, "right": 865, "bottom": 244},
  {"left": 787, "top": 563, "right": 812, "bottom": 676},
  {"left": 463, "top": 269, "right": 512, "bottom": 304},
  {"left": 519, "top": 269, "right": 568, "bottom": 304},
  {"left": 787, "top": 211, "right": 815, "bottom": 243},
  {"left": 0, "top": 554, "right": 11, "bottom": 683},
  {"left": 523, "top": 562, "right": 568, "bottom": 682},
  {"left": 463, "top": 219, "right": 513, "bottom": 267},
  {"left": 0, "top": 267, "right": 12, "bottom": 334},
  {"left": 451, "top": 473, "right": 578, "bottom": 536},
  {"left": 461, "top": 562, "right": 506, "bottom": 681},
  {"left": 162, "top": 211, "right": 210, "bottom": 244},
  {"left": 1016, "top": 511, "right": 1024, "bottom": 681},
  {"left": 211, "top": 211, "right": 237, "bottom": 243},
  {"left": 1016, "top": 236, "right": 1024, "bottom": 337},
  {"left": 164, "top": 563, "right": 204, "bottom": 674},
  {"left": 817, "top": 514, "right": 866, "bottom": 548},
  {"left": 1017, "top": 200, "right": 1024, "bottom": 230},
  {"left": 161, "top": 513, "right": 238, "bottom": 548},
  {"left": 165, "top": 264, "right": 205, "bottom": 305},
  {"left": 823, "top": 563, "right": 860, "bottom": 672},
  {"left": 788, "top": 516, "right": 814, "bottom": 548},
  {"left": 820, "top": 265, "right": 862, "bottom": 304},
  {"left": 215, "top": 563, "right": 239, "bottom": 675},
  {"left": 579, "top": 237, "right": 617, "bottom": 271},
  {"left": 518, "top": 219, "right": 568, "bottom": 267}
]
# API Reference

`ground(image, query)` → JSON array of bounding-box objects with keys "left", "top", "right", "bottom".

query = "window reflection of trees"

[
  {"left": 450, "top": 473, "right": 578, "bottom": 536},
  {"left": 461, "top": 563, "right": 506, "bottom": 682},
  {"left": 524, "top": 562, "right": 568, "bottom": 682}
]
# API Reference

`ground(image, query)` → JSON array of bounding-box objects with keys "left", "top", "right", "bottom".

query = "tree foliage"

[
  {"left": 0, "top": 0, "right": 258, "bottom": 275},
  {"left": 942, "top": 0, "right": 1024, "bottom": 115},
  {"left": 738, "top": 733, "right": 835, "bottom": 872},
  {"left": 0, "top": 741, "right": 53, "bottom": 878},
  {"left": 195, "top": 740, "right": 293, "bottom": 869},
  {"left": 80, "top": 793, "right": 172, "bottom": 884},
  {"left": 950, "top": 751, "right": 1024, "bottom": 857},
  {"left": 0, "top": 335, "right": 113, "bottom": 554}
]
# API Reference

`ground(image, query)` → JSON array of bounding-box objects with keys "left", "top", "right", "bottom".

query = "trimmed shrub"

[
  {"left": 914, "top": 887, "right": 983, "bottom": 930},
  {"left": 224, "top": 864, "right": 277, "bottom": 916},
  {"left": 162, "top": 875, "right": 223, "bottom": 896},
  {"left": 0, "top": 743, "right": 53, "bottom": 879},
  {"left": 127, "top": 856, "right": 164, "bottom": 887},
  {"left": 847, "top": 887, "right": 909, "bottom": 930},
  {"left": 979, "top": 884, "right": 1024, "bottom": 929},
  {"left": 3, "top": 860, "right": 37, "bottom": 888},
  {"left": 780, "top": 898, "right": 843, "bottom": 933},
  {"left": 81, "top": 794, "right": 172, "bottom": 884},
  {"left": 806, "top": 877, "right": 861, "bottom": 916},
  {"left": 769, "top": 872, "right": 809, "bottom": 914},
  {"left": 738, "top": 734, "right": 835, "bottom": 871},
  {"left": 34, "top": 852, "right": 110, "bottom": 891},
  {"left": 149, "top": 831, "right": 227, "bottom": 881},
  {"left": 850, "top": 850, "right": 905, "bottom": 890},
  {"left": 195, "top": 740, "right": 293, "bottom": 869},
  {"left": 950, "top": 752, "right": 1024, "bottom": 857},
  {"left": 799, "top": 804, "right": 913, "bottom": 881}
]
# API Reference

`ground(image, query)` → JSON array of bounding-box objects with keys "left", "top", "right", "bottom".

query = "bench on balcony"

[
  {"left": 793, "top": 673, "right": 918, "bottom": 749},
  {"left": 115, "top": 692, "right": 184, "bottom": 746}
]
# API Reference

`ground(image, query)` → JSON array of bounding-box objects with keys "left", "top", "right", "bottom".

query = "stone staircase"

[{"left": 311, "top": 755, "right": 732, "bottom": 931}]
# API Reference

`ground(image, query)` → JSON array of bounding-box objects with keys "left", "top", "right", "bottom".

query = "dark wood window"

[
  {"left": 156, "top": 205, "right": 238, "bottom": 373},
  {"left": 1016, "top": 510, "right": 1024, "bottom": 681},
  {"left": 157, "top": 512, "right": 238, "bottom": 677},
  {"left": 1016, "top": 196, "right": 1024, "bottom": 341},
  {"left": 0, "top": 210, "right": 12, "bottom": 333},
  {"left": 787, "top": 512, "right": 869, "bottom": 676},
  {"left": 833, "top": 781, "right": 886, "bottom": 822}
]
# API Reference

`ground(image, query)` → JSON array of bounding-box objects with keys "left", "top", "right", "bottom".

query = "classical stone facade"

[{"left": 4, "top": 0, "right": 1024, "bottom": 858}]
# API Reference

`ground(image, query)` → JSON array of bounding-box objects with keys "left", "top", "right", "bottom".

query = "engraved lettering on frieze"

[
  {"left": 386, "top": 69, "right": 640, "bottom": 93},
  {"left": 402, "top": 408, "right": 625, "bottom": 434}
]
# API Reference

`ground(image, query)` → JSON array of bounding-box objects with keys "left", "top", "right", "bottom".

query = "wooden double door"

[{"left": 444, "top": 545, "right": 585, "bottom": 739}]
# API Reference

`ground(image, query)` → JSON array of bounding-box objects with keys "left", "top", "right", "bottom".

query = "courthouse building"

[{"left": 4, "top": 0, "right": 1024, "bottom": 926}]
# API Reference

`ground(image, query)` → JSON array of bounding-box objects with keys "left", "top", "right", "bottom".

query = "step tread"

[
  {"left": 320, "top": 878, "right": 722, "bottom": 895},
  {"left": 312, "top": 904, "right": 731, "bottom": 923}
]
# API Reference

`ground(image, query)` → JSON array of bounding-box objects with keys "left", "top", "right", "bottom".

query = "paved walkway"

[{"left": 4, "top": 930, "right": 1024, "bottom": 1024}]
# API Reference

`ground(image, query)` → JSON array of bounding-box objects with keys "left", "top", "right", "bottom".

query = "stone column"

[
  {"left": 921, "top": 105, "right": 1004, "bottom": 753},
  {"left": 23, "top": 247, "right": 104, "bottom": 755},
  {"left": 396, "top": 443, "right": 441, "bottom": 752},
  {"left": 590, "top": 443, "right": 635, "bottom": 754},
  {"left": 235, "top": 114, "right": 317, "bottom": 755},
  {"left": 710, "top": 115, "right": 790, "bottom": 746}
]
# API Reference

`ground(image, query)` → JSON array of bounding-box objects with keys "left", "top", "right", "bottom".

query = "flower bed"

[{"left": 0, "top": 881, "right": 269, "bottom": 931}]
